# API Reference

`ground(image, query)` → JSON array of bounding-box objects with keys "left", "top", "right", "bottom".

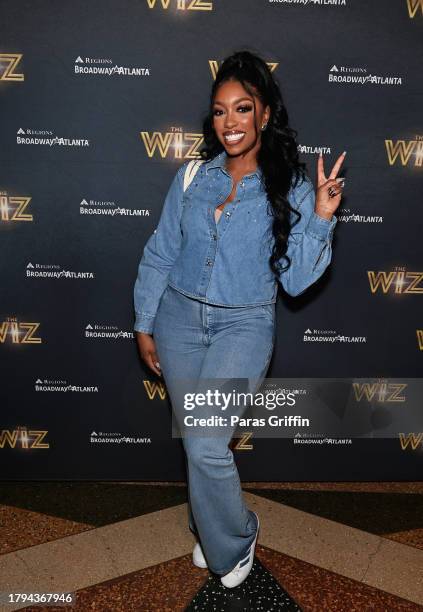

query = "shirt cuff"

[
  {"left": 306, "top": 211, "right": 337, "bottom": 241},
  {"left": 134, "top": 313, "right": 155, "bottom": 334}
]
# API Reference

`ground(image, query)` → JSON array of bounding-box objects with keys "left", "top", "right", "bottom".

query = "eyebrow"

[{"left": 212, "top": 97, "right": 253, "bottom": 106}]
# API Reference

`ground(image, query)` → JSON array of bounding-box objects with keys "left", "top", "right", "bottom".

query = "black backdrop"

[{"left": 1, "top": 0, "right": 422, "bottom": 480}]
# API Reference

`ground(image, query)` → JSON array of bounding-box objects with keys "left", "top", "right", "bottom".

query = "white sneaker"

[
  {"left": 192, "top": 541, "right": 208, "bottom": 569},
  {"left": 220, "top": 512, "right": 259, "bottom": 588}
]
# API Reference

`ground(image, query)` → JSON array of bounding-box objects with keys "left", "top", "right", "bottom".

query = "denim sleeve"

[
  {"left": 133, "top": 162, "right": 187, "bottom": 333},
  {"left": 278, "top": 176, "right": 338, "bottom": 297}
]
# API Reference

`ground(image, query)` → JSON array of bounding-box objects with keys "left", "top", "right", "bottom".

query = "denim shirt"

[{"left": 133, "top": 150, "right": 337, "bottom": 334}]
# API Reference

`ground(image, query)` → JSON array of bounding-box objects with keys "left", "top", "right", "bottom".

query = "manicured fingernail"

[
  {"left": 319, "top": 151, "right": 322, "bottom": 157},
  {"left": 336, "top": 177, "right": 345, "bottom": 182},
  {"left": 342, "top": 151, "right": 347, "bottom": 155},
  {"left": 155, "top": 362, "right": 161, "bottom": 369}
]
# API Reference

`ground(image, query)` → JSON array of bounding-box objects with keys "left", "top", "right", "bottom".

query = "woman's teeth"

[{"left": 224, "top": 132, "right": 245, "bottom": 143}]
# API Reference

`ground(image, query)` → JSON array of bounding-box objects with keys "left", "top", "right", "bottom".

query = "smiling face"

[{"left": 212, "top": 79, "right": 270, "bottom": 160}]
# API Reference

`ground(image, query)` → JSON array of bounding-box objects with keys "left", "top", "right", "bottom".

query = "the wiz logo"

[
  {"left": 385, "top": 138, "right": 423, "bottom": 167},
  {"left": 0, "top": 319, "right": 42, "bottom": 344},
  {"left": 0, "top": 194, "right": 32, "bottom": 221},
  {"left": 0, "top": 54, "right": 24, "bottom": 81},
  {"left": 406, "top": 0, "right": 423, "bottom": 18},
  {"left": 367, "top": 269, "right": 423, "bottom": 294},
  {"left": 145, "top": 0, "right": 212, "bottom": 9},
  {"left": 0, "top": 429, "right": 49, "bottom": 449},
  {"left": 140, "top": 128, "right": 203, "bottom": 159}
]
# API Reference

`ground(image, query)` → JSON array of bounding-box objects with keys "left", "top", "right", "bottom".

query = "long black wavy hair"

[{"left": 199, "top": 49, "right": 307, "bottom": 278}]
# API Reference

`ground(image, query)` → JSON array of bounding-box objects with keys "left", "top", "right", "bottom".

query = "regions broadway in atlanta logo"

[
  {"left": 268, "top": 0, "right": 347, "bottom": 6},
  {"left": 298, "top": 144, "right": 332, "bottom": 155},
  {"left": 35, "top": 379, "right": 99, "bottom": 392},
  {"left": 90, "top": 431, "right": 151, "bottom": 444},
  {"left": 74, "top": 56, "right": 150, "bottom": 77},
  {"left": 303, "top": 328, "right": 367, "bottom": 343},
  {"left": 85, "top": 323, "right": 134, "bottom": 339},
  {"left": 26, "top": 262, "right": 95, "bottom": 279},
  {"left": 336, "top": 207, "right": 384, "bottom": 223},
  {"left": 16, "top": 127, "right": 90, "bottom": 147},
  {"left": 328, "top": 65, "right": 403, "bottom": 86},
  {"left": 293, "top": 433, "right": 352, "bottom": 445},
  {"left": 80, "top": 197, "right": 150, "bottom": 217}
]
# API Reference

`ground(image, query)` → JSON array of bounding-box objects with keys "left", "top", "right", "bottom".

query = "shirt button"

[
  {"left": 240, "top": 181, "right": 245, "bottom": 187},
  {"left": 206, "top": 259, "right": 213, "bottom": 266},
  {"left": 225, "top": 211, "right": 231, "bottom": 217},
  {"left": 212, "top": 234, "right": 217, "bottom": 240}
]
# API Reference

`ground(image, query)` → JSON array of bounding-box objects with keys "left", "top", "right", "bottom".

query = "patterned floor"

[{"left": 0, "top": 481, "right": 422, "bottom": 611}]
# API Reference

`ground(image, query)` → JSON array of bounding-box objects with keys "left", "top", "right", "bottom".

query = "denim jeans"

[{"left": 153, "top": 284, "right": 276, "bottom": 576}]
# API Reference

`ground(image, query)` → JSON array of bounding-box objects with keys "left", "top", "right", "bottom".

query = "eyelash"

[{"left": 213, "top": 105, "right": 253, "bottom": 116}]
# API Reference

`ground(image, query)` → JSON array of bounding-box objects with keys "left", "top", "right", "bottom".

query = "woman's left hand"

[{"left": 315, "top": 151, "right": 346, "bottom": 220}]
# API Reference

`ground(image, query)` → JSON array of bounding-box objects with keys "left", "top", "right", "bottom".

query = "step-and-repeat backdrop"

[{"left": 1, "top": 0, "right": 422, "bottom": 480}]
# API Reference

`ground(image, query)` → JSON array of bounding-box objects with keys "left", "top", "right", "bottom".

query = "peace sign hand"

[{"left": 315, "top": 151, "right": 346, "bottom": 221}]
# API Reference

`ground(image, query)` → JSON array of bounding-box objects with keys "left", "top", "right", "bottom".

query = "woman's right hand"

[{"left": 135, "top": 332, "right": 162, "bottom": 377}]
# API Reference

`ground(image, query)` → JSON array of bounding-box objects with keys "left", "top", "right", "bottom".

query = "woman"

[{"left": 133, "top": 50, "right": 345, "bottom": 588}]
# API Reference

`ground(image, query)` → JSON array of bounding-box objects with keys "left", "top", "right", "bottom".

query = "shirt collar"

[{"left": 205, "top": 150, "right": 263, "bottom": 182}]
